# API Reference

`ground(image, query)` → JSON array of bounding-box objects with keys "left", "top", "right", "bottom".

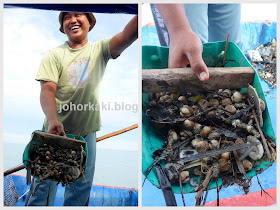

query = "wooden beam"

[
  {"left": 4, "top": 165, "right": 25, "bottom": 176},
  {"left": 32, "top": 131, "right": 86, "bottom": 150},
  {"left": 142, "top": 67, "right": 255, "bottom": 93},
  {"left": 96, "top": 124, "right": 138, "bottom": 142}
]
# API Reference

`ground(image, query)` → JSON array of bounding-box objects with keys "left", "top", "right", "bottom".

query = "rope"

[{"left": 18, "top": 189, "right": 30, "bottom": 200}]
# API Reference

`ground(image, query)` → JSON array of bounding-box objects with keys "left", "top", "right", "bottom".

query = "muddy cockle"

[
  {"left": 191, "top": 139, "right": 209, "bottom": 153},
  {"left": 180, "top": 170, "right": 190, "bottom": 183}
]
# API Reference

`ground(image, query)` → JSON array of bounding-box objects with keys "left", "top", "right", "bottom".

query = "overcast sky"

[{"left": 3, "top": 7, "right": 138, "bottom": 151}]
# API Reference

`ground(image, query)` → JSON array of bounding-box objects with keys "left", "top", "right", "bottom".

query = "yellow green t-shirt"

[{"left": 36, "top": 39, "right": 112, "bottom": 136}]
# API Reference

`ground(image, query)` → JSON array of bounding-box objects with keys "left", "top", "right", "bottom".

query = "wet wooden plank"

[
  {"left": 142, "top": 67, "right": 255, "bottom": 93},
  {"left": 31, "top": 131, "right": 85, "bottom": 149}
]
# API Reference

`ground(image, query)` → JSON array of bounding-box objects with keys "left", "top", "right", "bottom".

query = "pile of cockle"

[
  {"left": 247, "top": 39, "right": 277, "bottom": 89},
  {"left": 29, "top": 143, "right": 86, "bottom": 195},
  {"left": 145, "top": 86, "right": 276, "bottom": 205}
]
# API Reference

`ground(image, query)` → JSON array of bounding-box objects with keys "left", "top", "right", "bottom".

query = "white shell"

[
  {"left": 247, "top": 136, "right": 264, "bottom": 160},
  {"left": 180, "top": 170, "right": 190, "bottom": 183},
  {"left": 178, "top": 96, "right": 187, "bottom": 104},
  {"left": 168, "top": 130, "right": 178, "bottom": 141},
  {"left": 191, "top": 138, "right": 202, "bottom": 148},
  {"left": 231, "top": 91, "right": 242, "bottom": 103},
  {"left": 200, "top": 126, "right": 212, "bottom": 138},
  {"left": 209, "top": 140, "right": 219, "bottom": 150},
  {"left": 208, "top": 132, "right": 221, "bottom": 140},
  {"left": 180, "top": 105, "right": 192, "bottom": 117},
  {"left": 184, "top": 119, "right": 194, "bottom": 129},
  {"left": 223, "top": 89, "right": 232, "bottom": 96}
]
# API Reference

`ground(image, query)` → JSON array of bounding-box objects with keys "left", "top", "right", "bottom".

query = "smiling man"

[{"left": 25, "top": 11, "right": 138, "bottom": 206}]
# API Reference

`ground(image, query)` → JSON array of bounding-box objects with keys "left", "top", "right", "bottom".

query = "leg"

[
  {"left": 208, "top": 4, "right": 242, "bottom": 48},
  {"left": 63, "top": 132, "right": 96, "bottom": 206},
  {"left": 26, "top": 125, "right": 58, "bottom": 206},
  {"left": 25, "top": 178, "right": 58, "bottom": 206},
  {"left": 184, "top": 4, "right": 209, "bottom": 43}
]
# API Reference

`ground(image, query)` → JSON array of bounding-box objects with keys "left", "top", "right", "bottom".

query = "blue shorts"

[
  {"left": 184, "top": 4, "right": 242, "bottom": 48},
  {"left": 26, "top": 132, "right": 96, "bottom": 206},
  {"left": 152, "top": 4, "right": 242, "bottom": 49}
]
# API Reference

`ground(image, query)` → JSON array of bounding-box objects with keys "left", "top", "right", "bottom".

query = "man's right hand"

[
  {"left": 48, "top": 119, "right": 66, "bottom": 136},
  {"left": 155, "top": 4, "right": 209, "bottom": 81},
  {"left": 169, "top": 30, "right": 209, "bottom": 81}
]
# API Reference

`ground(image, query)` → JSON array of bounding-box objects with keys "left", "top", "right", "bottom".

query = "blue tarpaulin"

[{"left": 241, "top": 22, "right": 276, "bottom": 53}]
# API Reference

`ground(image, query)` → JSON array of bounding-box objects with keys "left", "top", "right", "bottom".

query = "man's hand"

[
  {"left": 169, "top": 30, "right": 209, "bottom": 81},
  {"left": 155, "top": 4, "right": 209, "bottom": 81},
  {"left": 48, "top": 119, "right": 66, "bottom": 136}
]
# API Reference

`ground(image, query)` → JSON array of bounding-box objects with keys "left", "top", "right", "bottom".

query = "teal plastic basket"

[
  {"left": 142, "top": 41, "right": 275, "bottom": 194},
  {"left": 23, "top": 130, "right": 88, "bottom": 181}
]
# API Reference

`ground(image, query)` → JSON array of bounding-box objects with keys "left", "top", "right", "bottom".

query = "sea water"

[{"left": 4, "top": 142, "right": 138, "bottom": 189}]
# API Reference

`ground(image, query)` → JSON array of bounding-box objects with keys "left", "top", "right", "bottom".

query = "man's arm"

[
  {"left": 40, "top": 81, "right": 65, "bottom": 136},
  {"left": 110, "top": 15, "right": 138, "bottom": 59},
  {"left": 155, "top": 4, "right": 209, "bottom": 81}
]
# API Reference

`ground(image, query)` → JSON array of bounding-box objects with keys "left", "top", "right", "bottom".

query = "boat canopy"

[{"left": 4, "top": 4, "right": 138, "bottom": 14}]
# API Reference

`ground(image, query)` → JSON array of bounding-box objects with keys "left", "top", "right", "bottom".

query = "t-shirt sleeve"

[
  {"left": 35, "top": 50, "right": 60, "bottom": 84},
  {"left": 100, "top": 38, "right": 113, "bottom": 62}
]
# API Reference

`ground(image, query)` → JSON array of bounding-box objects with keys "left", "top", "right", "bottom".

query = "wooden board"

[
  {"left": 31, "top": 131, "right": 85, "bottom": 150},
  {"left": 142, "top": 67, "right": 255, "bottom": 93}
]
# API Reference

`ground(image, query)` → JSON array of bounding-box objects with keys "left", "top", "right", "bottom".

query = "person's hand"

[
  {"left": 169, "top": 29, "right": 209, "bottom": 81},
  {"left": 48, "top": 119, "right": 66, "bottom": 136}
]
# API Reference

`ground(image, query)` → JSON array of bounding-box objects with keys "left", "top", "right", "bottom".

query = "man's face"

[{"left": 63, "top": 12, "right": 91, "bottom": 42}]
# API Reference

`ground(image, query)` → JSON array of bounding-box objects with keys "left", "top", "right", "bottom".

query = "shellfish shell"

[
  {"left": 190, "top": 178, "right": 198, "bottom": 187},
  {"left": 184, "top": 119, "right": 195, "bottom": 130},
  {"left": 197, "top": 99, "right": 209, "bottom": 110},
  {"left": 219, "top": 158, "right": 230, "bottom": 171},
  {"left": 225, "top": 104, "right": 237, "bottom": 115},
  {"left": 196, "top": 140, "right": 209, "bottom": 153},
  {"left": 180, "top": 170, "right": 190, "bottom": 183},
  {"left": 192, "top": 123, "right": 202, "bottom": 134},
  {"left": 221, "top": 98, "right": 232, "bottom": 106},
  {"left": 168, "top": 130, "right": 178, "bottom": 141},
  {"left": 200, "top": 126, "right": 213, "bottom": 138},
  {"left": 193, "top": 166, "right": 201, "bottom": 176},
  {"left": 191, "top": 138, "right": 202, "bottom": 148},
  {"left": 242, "top": 159, "right": 253, "bottom": 171},
  {"left": 231, "top": 91, "right": 242, "bottom": 103},
  {"left": 178, "top": 96, "right": 187, "bottom": 104},
  {"left": 222, "top": 89, "right": 232, "bottom": 97},
  {"left": 208, "top": 132, "right": 221, "bottom": 140},
  {"left": 209, "top": 140, "right": 219, "bottom": 150},
  {"left": 220, "top": 152, "right": 230, "bottom": 160},
  {"left": 209, "top": 98, "right": 219, "bottom": 107},
  {"left": 180, "top": 105, "right": 192, "bottom": 117}
]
